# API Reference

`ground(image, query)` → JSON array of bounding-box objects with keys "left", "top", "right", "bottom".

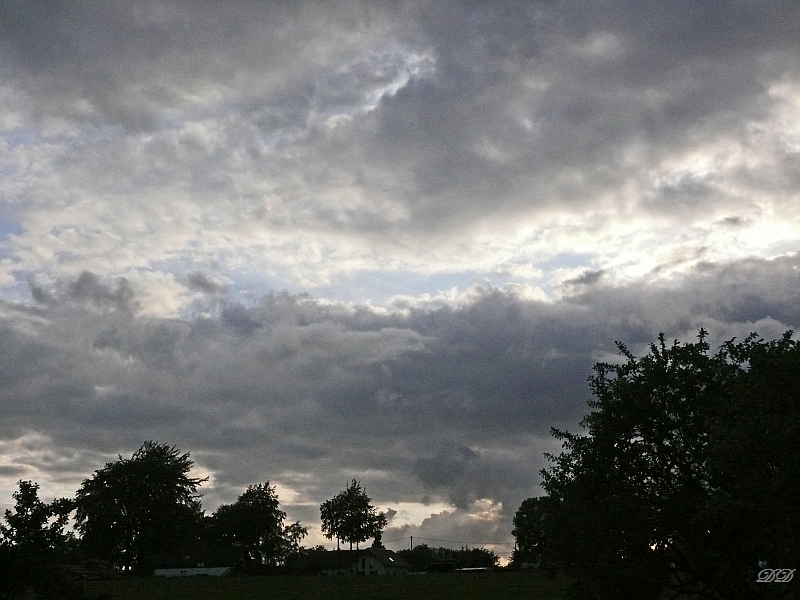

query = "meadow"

[{"left": 84, "top": 572, "right": 570, "bottom": 600}]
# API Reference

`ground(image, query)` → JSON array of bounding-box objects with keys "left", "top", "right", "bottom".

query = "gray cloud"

[
  {"left": 0, "top": 1, "right": 797, "bottom": 551},
  {"left": 1, "top": 1, "right": 795, "bottom": 250},
  {"left": 0, "top": 253, "right": 796, "bottom": 538},
  {"left": 185, "top": 271, "right": 225, "bottom": 294},
  {"left": 564, "top": 269, "right": 605, "bottom": 287}
]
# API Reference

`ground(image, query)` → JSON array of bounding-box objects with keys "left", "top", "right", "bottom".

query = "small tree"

[
  {"left": 1, "top": 480, "right": 74, "bottom": 558},
  {"left": 320, "top": 479, "right": 387, "bottom": 550},
  {"left": 211, "top": 482, "right": 307, "bottom": 566},
  {"left": 0, "top": 480, "right": 76, "bottom": 599},
  {"left": 511, "top": 496, "right": 549, "bottom": 568}
]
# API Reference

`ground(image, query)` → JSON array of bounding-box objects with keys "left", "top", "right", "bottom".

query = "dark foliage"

[
  {"left": 515, "top": 330, "right": 799, "bottom": 599},
  {"left": 0, "top": 481, "right": 86, "bottom": 599},
  {"left": 320, "top": 479, "right": 387, "bottom": 550},
  {"left": 74, "top": 441, "right": 207, "bottom": 574},
  {"left": 208, "top": 482, "right": 307, "bottom": 566},
  {"left": 397, "top": 543, "right": 499, "bottom": 571}
]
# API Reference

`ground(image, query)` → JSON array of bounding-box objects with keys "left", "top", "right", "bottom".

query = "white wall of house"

[{"left": 356, "top": 555, "right": 406, "bottom": 575}]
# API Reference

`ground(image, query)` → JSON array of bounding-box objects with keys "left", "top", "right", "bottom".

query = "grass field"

[{"left": 84, "top": 572, "right": 570, "bottom": 600}]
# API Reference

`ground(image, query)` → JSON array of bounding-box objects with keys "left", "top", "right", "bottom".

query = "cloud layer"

[
  {"left": 1, "top": 254, "right": 797, "bottom": 550},
  {"left": 0, "top": 1, "right": 797, "bottom": 554},
  {"left": 1, "top": 1, "right": 797, "bottom": 306}
]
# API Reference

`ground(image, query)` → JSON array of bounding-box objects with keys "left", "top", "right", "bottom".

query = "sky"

[{"left": 0, "top": 1, "right": 797, "bottom": 559}]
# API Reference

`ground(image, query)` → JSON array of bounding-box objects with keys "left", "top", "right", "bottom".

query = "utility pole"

[{"left": 410, "top": 536, "right": 413, "bottom": 550}]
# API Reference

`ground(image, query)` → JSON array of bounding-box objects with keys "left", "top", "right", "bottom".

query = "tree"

[
  {"left": 0, "top": 480, "right": 77, "bottom": 599},
  {"left": 282, "top": 520, "right": 310, "bottom": 561},
  {"left": 451, "top": 546, "right": 499, "bottom": 569},
  {"left": 511, "top": 496, "right": 550, "bottom": 568},
  {"left": 320, "top": 479, "right": 387, "bottom": 550},
  {"left": 210, "top": 482, "right": 307, "bottom": 567},
  {"left": 1, "top": 480, "right": 74, "bottom": 558},
  {"left": 397, "top": 544, "right": 498, "bottom": 571},
  {"left": 397, "top": 544, "right": 437, "bottom": 571},
  {"left": 74, "top": 441, "right": 206, "bottom": 573},
  {"left": 522, "top": 330, "right": 799, "bottom": 599}
]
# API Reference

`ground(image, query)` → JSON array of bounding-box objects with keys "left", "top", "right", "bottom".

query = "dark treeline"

[
  {"left": 0, "top": 442, "right": 497, "bottom": 598},
  {"left": 511, "top": 330, "right": 799, "bottom": 600},
  {"left": 0, "top": 441, "right": 313, "bottom": 598},
  {"left": 396, "top": 544, "right": 499, "bottom": 571},
  {"left": 2, "top": 330, "right": 796, "bottom": 600}
]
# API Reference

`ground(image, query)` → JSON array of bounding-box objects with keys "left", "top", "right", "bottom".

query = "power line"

[{"left": 382, "top": 535, "right": 514, "bottom": 547}]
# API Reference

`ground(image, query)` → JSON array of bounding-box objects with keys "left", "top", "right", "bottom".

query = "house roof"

[
  {"left": 317, "top": 548, "right": 410, "bottom": 570},
  {"left": 368, "top": 548, "right": 411, "bottom": 569}
]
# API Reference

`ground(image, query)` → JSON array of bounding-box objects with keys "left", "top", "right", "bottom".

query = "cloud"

[
  {"left": 382, "top": 499, "right": 515, "bottom": 559},
  {"left": 185, "top": 271, "right": 225, "bottom": 294},
  {"left": 564, "top": 269, "right": 606, "bottom": 288},
  {"left": 0, "top": 1, "right": 796, "bottom": 305},
  {"left": 0, "top": 254, "right": 796, "bottom": 542},
  {"left": 0, "top": 0, "right": 797, "bottom": 552}
]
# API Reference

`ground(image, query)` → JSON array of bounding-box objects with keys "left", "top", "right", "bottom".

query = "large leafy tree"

[
  {"left": 320, "top": 479, "right": 387, "bottom": 550},
  {"left": 210, "top": 482, "right": 307, "bottom": 566},
  {"left": 74, "top": 441, "right": 206, "bottom": 573},
  {"left": 517, "top": 330, "right": 799, "bottom": 599}
]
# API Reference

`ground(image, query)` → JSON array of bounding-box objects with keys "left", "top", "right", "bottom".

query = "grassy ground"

[{"left": 84, "top": 572, "right": 570, "bottom": 600}]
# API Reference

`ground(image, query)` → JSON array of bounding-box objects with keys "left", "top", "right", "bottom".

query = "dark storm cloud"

[
  {"left": 0, "top": 253, "right": 796, "bottom": 522},
  {"left": 0, "top": 1, "right": 343, "bottom": 130},
  {"left": 564, "top": 269, "right": 605, "bottom": 287},
  {"left": 185, "top": 271, "right": 225, "bottom": 294},
  {"left": 66, "top": 272, "right": 139, "bottom": 313}
]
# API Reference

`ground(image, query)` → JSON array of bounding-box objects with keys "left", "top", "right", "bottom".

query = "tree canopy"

[
  {"left": 74, "top": 440, "right": 207, "bottom": 573},
  {"left": 210, "top": 482, "right": 307, "bottom": 566},
  {"left": 1, "top": 480, "right": 74, "bottom": 558},
  {"left": 320, "top": 479, "right": 387, "bottom": 550},
  {"left": 397, "top": 543, "right": 499, "bottom": 571},
  {"left": 514, "top": 330, "right": 799, "bottom": 599},
  {"left": 0, "top": 480, "right": 77, "bottom": 599},
  {"left": 1, "top": 440, "right": 311, "bottom": 585}
]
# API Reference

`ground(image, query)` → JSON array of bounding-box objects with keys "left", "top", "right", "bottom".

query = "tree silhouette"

[
  {"left": 211, "top": 482, "right": 307, "bottom": 566},
  {"left": 1, "top": 480, "right": 74, "bottom": 558},
  {"left": 511, "top": 496, "right": 550, "bottom": 568},
  {"left": 74, "top": 441, "right": 206, "bottom": 573},
  {"left": 520, "top": 330, "right": 799, "bottom": 599},
  {"left": 0, "top": 480, "right": 77, "bottom": 599},
  {"left": 320, "top": 479, "right": 387, "bottom": 550}
]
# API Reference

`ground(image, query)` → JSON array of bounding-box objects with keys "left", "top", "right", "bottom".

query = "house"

[
  {"left": 318, "top": 548, "right": 411, "bottom": 576},
  {"left": 153, "top": 545, "right": 243, "bottom": 578}
]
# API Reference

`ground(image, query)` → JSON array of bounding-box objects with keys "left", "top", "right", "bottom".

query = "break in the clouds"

[{"left": 0, "top": 1, "right": 797, "bottom": 555}]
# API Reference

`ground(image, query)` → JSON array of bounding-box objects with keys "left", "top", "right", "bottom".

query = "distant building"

[
  {"left": 317, "top": 548, "right": 411, "bottom": 576},
  {"left": 153, "top": 545, "right": 243, "bottom": 577}
]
